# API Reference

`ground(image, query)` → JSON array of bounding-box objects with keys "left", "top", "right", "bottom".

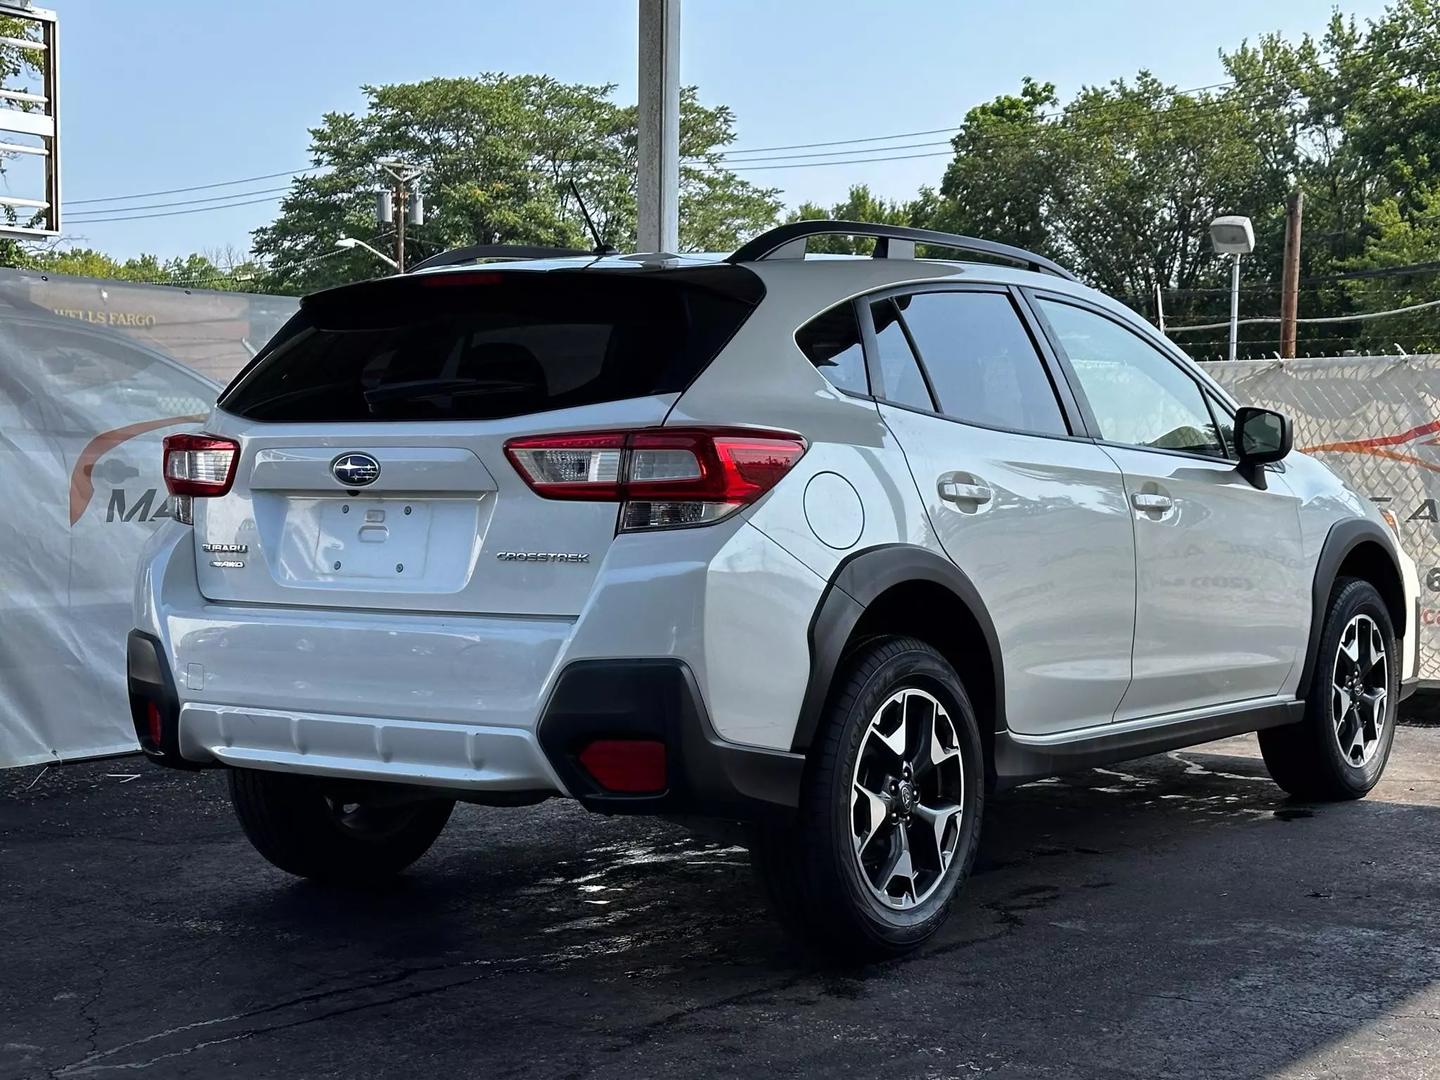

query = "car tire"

[
  {"left": 1259, "top": 577, "right": 1397, "bottom": 801},
  {"left": 751, "top": 635, "right": 984, "bottom": 960},
  {"left": 228, "top": 768, "right": 455, "bottom": 883}
]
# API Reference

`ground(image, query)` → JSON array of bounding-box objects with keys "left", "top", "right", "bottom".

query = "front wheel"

[
  {"left": 1259, "top": 577, "right": 1397, "bottom": 800},
  {"left": 229, "top": 768, "right": 455, "bottom": 884},
  {"left": 751, "top": 636, "right": 985, "bottom": 960}
]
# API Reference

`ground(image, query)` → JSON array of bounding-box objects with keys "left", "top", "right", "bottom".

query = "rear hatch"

[{"left": 192, "top": 264, "right": 763, "bottom": 616}]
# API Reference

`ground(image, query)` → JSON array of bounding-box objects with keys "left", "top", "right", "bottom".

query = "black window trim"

[
  {"left": 856, "top": 282, "right": 1092, "bottom": 443},
  {"left": 1022, "top": 287, "right": 1239, "bottom": 466}
]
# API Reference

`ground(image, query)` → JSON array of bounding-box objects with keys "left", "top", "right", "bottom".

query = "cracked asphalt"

[{"left": 6, "top": 711, "right": 1440, "bottom": 1079}]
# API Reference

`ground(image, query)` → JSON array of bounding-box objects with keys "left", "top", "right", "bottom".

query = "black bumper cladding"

[
  {"left": 126, "top": 630, "right": 201, "bottom": 770},
  {"left": 537, "top": 659, "right": 805, "bottom": 818}
]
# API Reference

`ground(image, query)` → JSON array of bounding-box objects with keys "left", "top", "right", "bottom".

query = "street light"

[
  {"left": 1209, "top": 215, "right": 1255, "bottom": 362},
  {"left": 335, "top": 236, "right": 399, "bottom": 271}
]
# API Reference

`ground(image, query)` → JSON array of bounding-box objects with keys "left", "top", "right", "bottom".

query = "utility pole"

[
  {"left": 1280, "top": 190, "right": 1304, "bottom": 358},
  {"left": 637, "top": 0, "right": 680, "bottom": 254},
  {"left": 376, "top": 159, "right": 425, "bottom": 273}
]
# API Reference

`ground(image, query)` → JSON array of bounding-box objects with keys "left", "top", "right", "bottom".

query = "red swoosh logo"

[
  {"left": 1300, "top": 419, "right": 1440, "bottom": 475},
  {"left": 69, "top": 415, "right": 204, "bottom": 525},
  {"left": 1302, "top": 419, "right": 1440, "bottom": 455}
]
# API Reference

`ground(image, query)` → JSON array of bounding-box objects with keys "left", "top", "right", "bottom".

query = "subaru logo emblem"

[{"left": 331, "top": 452, "right": 380, "bottom": 487}]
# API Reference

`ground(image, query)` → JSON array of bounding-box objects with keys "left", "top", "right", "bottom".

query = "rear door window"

[
  {"left": 219, "top": 268, "right": 763, "bottom": 423},
  {"left": 896, "top": 290, "right": 1068, "bottom": 436}
]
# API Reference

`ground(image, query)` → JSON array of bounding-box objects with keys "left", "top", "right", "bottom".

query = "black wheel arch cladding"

[{"left": 795, "top": 544, "right": 1007, "bottom": 753}]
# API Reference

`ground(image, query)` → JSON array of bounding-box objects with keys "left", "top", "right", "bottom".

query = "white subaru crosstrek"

[{"left": 130, "top": 221, "right": 1421, "bottom": 957}]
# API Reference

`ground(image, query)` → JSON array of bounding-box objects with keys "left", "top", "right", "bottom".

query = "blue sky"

[{"left": 51, "top": 0, "right": 1392, "bottom": 261}]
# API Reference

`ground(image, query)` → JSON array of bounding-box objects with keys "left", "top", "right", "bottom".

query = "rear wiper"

[{"left": 362, "top": 377, "right": 532, "bottom": 406}]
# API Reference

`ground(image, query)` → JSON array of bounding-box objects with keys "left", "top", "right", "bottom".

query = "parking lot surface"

[{"left": 6, "top": 716, "right": 1440, "bottom": 1079}]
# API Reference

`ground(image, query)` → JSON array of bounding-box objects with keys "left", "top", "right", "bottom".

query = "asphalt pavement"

[{"left": 6, "top": 712, "right": 1440, "bottom": 1079}]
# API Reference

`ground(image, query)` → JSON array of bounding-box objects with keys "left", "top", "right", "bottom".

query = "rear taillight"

[
  {"left": 163, "top": 433, "right": 239, "bottom": 525},
  {"left": 504, "top": 427, "right": 807, "bottom": 531}
]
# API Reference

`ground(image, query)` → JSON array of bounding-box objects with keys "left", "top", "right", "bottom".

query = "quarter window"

[
  {"left": 896, "top": 291, "right": 1067, "bottom": 436},
  {"left": 796, "top": 303, "right": 868, "bottom": 395},
  {"left": 1038, "top": 299, "right": 1226, "bottom": 458}
]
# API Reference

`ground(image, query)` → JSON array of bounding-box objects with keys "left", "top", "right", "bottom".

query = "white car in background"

[{"left": 129, "top": 221, "right": 1420, "bottom": 958}]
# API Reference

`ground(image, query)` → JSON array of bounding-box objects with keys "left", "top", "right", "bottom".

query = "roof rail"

[
  {"left": 408, "top": 244, "right": 592, "bottom": 273},
  {"left": 727, "top": 219, "right": 1076, "bottom": 280}
]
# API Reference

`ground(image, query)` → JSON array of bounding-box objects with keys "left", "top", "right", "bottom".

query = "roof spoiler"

[{"left": 408, "top": 244, "right": 594, "bottom": 273}]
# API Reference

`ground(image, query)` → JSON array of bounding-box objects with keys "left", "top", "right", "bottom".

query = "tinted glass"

[
  {"left": 898, "top": 291, "right": 1067, "bottom": 435},
  {"left": 870, "top": 299, "right": 933, "bottom": 411},
  {"left": 220, "top": 268, "right": 763, "bottom": 423},
  {"left": 1039, "top": 299, "right": 1225, "bottom": 457},
  {"left": 796, "top": 302, "right": 868, "bottom": 395}
]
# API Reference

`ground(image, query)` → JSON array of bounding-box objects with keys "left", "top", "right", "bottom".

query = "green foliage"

[
  {"left": 12, "top": 246, "right": 266, "bottom": 292},
  {"left": 913, "top": 0, "right": 1440, "bottom": 355},
  {"left": 1345, "top": 185, "right": 1440, "bottom": 351},
  {"left": 786, "top": 184, "right": 915, "bottom": 253},
  {"left": 252, "top": 75, "right": 781, "bottom": 292}
]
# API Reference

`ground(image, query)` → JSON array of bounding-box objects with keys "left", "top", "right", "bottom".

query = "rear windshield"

[{"left": 218, "top": 266, "right": 763, "bottom": 423}]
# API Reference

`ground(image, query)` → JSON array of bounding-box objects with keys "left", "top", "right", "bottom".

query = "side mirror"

[{"left": 1235, "top": 406, "right": 1292, "bottom": 488}]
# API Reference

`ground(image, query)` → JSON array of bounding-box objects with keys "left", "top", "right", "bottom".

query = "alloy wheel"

[
  {"left": 1331, "top": 613, "right": 1388, "bottom": 767},
  {"left": 850, "top": 687, "right": 965, "bottom": 909}
]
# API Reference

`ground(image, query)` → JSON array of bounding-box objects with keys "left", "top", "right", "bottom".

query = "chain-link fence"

[{"left": 1202, "top": 355, "right": 1440, "bottom": 683}]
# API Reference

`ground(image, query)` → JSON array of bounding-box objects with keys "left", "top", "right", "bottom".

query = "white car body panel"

[{"left": 130, "top": 249, "right": 1422, "bottom": 804}]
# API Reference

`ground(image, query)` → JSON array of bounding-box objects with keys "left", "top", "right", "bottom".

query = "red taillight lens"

[
  {"left": 504, "top": 427, "right": 807, "bottom": 531},
  {"left": 163, "top": 433, "right": 239, "bottom": 497},
  {"left": 577, "top": 738, "right": 667, "bottom": 794}
]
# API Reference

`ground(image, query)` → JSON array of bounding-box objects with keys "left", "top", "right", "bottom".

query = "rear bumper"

[
  {"left": 129, "top": 631, "right": 803, "bottom": 815},
  {"left": 128, "top": 518, "right": 820, "bottom": 817},
  {"left": 537, "top": 659, "right": 803, "bottom": 817}
]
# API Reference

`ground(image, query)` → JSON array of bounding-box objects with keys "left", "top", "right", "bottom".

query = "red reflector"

[
  {"left": 577, "top": 739, "right": 667, "bottom": 794},
  {"left": 146, "top": 701, "right": 164, "bottom": 746}
]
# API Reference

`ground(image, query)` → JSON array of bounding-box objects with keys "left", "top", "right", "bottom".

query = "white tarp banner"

[
  {"left": 0, "top": 270, "right": 296, "bottom": 767},
  {"left": 1203, "top": 355, "right": 1440, "bottom": 684}
]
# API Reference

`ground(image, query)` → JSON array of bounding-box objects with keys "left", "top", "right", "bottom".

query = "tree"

[
  {"left": 12, "top": 246, "right": 266, "bottom": 291},
  {"left": 919, "top": 74, "right": 1289, "bottom": 308},
  {"left": 1344, "top": 185, "right": 1440, "bottom": 351},
  {"left": 927, "top": 78, "right": 1057, "bottom": 257},
  {"left": 251, "top": 75, "right": 781, "bottom": 292}
]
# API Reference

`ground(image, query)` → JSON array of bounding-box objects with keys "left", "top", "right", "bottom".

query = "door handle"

[
  {"left": 1131, "top": 492, "right": 1173, "bottom": 512},
  {"left": 939, "top": 478, "right": 993, "bottom": 505}
]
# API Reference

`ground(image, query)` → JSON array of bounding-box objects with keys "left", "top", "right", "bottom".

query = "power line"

[
  {"left": 697, "top": 127, "right": 961, "bottom": 160},
  {"left": 705, "top": 139, "right": 952, "bottom": 164},
  {"left": 67, "top": 185, "right": 294, "bottom": 220},
  {"left": 1167, "top": 296, "right": 1440, "bottom": 332},
  {"left": 68, "top": 167, "right": 322, "bottom": 206},
  {"left": 66, "top": 194, "right": 285, "bottom": 225},
  {"left": 726, "top": 149, "right": 955, "bottom": 172}
]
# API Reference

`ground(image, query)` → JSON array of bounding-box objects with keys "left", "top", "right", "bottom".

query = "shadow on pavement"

[{"left": 4, "top": 730, "right": 1440, "bottom": 1078}]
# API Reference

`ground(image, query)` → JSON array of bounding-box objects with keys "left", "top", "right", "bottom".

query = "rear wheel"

[
  {"left": 228, "top": 768, "right": 454, "bottom": 883},
  {"left": 751, "top": 636, "right": 984, "bottom": 960},
  {"left": 1259, "top": 577, "right": 1396, "bottom": 800}
]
